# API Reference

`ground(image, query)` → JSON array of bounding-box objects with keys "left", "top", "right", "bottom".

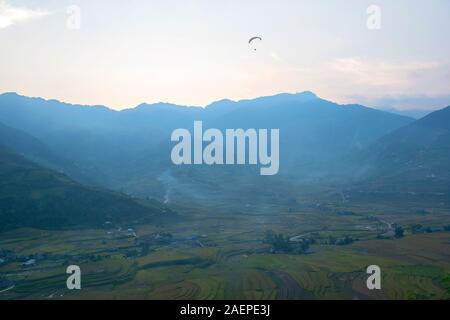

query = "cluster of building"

[
  {"left": 105, "top": 226, "right": 138, "bottom": 238},
  {"left": 0, "top": 249, "right": 52, "bottom": 268}
]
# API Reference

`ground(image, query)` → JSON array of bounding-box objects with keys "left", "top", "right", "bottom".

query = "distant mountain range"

[
  {"left": 379, "top": 107, "right": 433, "bottom": 119},
  {"left": 0, "top": 91, "right": 449, "bottom": 227},
  {"left": 0, "top": 91, "right": 413, "bottom": 183},
  {"left": 359, "top": 106, "right": 450, "bottom": 194}
]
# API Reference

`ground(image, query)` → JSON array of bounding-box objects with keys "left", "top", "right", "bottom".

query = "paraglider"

[{"left": 248, "top": 36, "right": 262, "bottom": 51}]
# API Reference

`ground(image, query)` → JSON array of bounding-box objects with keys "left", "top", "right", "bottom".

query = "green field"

[{"left": 1, "top": 197, "right": 449, "bottom": 300}]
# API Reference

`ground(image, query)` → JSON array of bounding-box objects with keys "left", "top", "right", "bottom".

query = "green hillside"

[{"left": 0, "top": 146, "right": 171, "bottom": 231}]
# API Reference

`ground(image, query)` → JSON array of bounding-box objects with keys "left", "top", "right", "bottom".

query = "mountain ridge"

[{"left": 0, "top": 91, "right": 449, "bottom": 209}]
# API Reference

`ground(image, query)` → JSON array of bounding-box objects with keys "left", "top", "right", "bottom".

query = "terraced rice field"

[{"left": 1, "top": 205, "right": 450, "bottom": 300}]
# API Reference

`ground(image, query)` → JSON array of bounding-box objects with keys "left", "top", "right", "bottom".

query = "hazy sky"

[{"left": 1, "top": 0, "right": 450, "bottom": 110}]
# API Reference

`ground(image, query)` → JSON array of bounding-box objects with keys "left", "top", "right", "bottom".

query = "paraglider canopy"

[
  {"left": 248, "top": 36, "right": 262, "bottom": 44},
  {"left": 248, "top": 36, "right": 262, "bottom": 51}
]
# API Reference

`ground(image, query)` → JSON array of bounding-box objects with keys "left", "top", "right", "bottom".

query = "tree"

[
  {"left": 337, "top": 235, "right": 354, "bottom": 246},
  {"left": 264, "top": 230, "right": 292, "bottom": 253},
  {"left": 395, "top": 226, "right": 405, "bottom": 238},
  {"left": 299, "top": 240, "right": 310, "bottom": 253},
  {"left": 272, "top": 234, "right": 292, "bottom": 253},
  {"left": 264, "top": 230, "right": 312, "bottom": 254},
  {"left": 410, "top": 224, "right": 423, "bottom": 234},
  {"left": 328, "top": 236, "right": 337, "bottom": 245}
]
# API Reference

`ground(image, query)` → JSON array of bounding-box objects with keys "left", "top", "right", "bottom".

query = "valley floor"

[{"left": 1, "top": 202, "right": 449, "bottom": 300}]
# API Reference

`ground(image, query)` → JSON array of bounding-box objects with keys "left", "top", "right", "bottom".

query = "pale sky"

[{"left": 1, "top": 0, "right": 450, "bottom": 110}]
